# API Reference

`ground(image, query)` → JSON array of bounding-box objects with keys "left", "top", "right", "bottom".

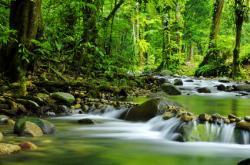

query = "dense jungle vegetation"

[
  {"left": 0, "top": 0, "right": 249, "bottom": 83},
  {"left": 1, "top": 1, "right": 250, "bottom": 164}
]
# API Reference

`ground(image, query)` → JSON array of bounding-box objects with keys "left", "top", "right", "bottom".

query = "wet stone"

[{"left": 244, "top": 116, "right": 250, "bottom": 122}]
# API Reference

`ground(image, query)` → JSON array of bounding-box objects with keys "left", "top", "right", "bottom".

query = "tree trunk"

[
  {"left": 157, "top": 13, "right": 171, "bottom": 71},
  {"left": 175, "top": 1, "right": 182, "bottom": 54},
  {"left": 198, "top": 0, "right": 224, "bottom": 67},
  {"left": 186, "top": 43, "right": 194, "bottom": 62},
  {"left": 0, "top": 0, "right": 42, "bottom": 82},
  {"left": 232, "top": 0, "right": 245, "bottom": 78},
  {"left": 73, "top": 0, "right": 101, "bottom": 68}
]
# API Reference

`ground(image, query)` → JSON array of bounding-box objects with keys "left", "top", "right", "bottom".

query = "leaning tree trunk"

[
  {"left": 232, "top": 0, "right": 245, "bottom": 78},
  {"left": 197, "top": 0, "right": 224, "bottom": 68},
  {"left": 0, "top": 0, "right": 42, "bottom": 82}
]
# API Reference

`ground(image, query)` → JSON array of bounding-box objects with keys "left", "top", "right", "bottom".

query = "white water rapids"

[{"left": 54, "top": 108, "right": 250, "bottom": 145}]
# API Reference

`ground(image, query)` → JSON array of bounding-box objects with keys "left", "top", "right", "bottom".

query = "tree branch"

[{"left": 105, "top": 0, "right": 125, "bottom": 21}]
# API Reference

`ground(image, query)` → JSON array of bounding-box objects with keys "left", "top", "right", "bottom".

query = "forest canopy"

[{"left": 0, "top": 0, "right": 249, "bottom": 82}]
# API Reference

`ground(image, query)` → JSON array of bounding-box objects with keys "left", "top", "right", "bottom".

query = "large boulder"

[
  {"left": 238, "top": 159, "right": 250, "bottom": 165},
  {"left": 235, "top": 85, "right": 250, "bottom": 92},
  {"left": 51, "top": 92, "right": 75, "bottom": 104},
  {"left": 14, "top": 121, "right": 43, "bottom": 137},
  {"left": 0, "top": 143, "right": 21, "bottom": 155},
  {"left": 197, "top": 87, "right": 211, "bottom": 93},
  {"left": 14, "top": 117, "right": 55, "bottom": 135},
  {"left": 236, "top": 120, "right": 250, "bottom": 131},
  {"left": 174, "top": 79, "right": 183, "bottom": 86},
  {"left": 161, "top": 83, "right": 182, "bottom": 95},
  {"left": 119, "top": 99, "right": 161, "bottom": 121},
  {"left": 217, "top": 84, "right": 226, "bottom": 91}
]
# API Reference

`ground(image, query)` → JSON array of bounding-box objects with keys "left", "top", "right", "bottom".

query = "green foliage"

[
  {"left": 195, "top": 63, "right": 231, "bottom": 77},
  {"left": 0, "top": 0, "right": 249, "bottom": 79}
]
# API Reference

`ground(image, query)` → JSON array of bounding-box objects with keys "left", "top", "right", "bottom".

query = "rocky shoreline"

[{"left": 0, "top": 75, "right": 250, "bottom": 162}]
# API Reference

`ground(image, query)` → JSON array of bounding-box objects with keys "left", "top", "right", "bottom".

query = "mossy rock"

[
  {"left": 21, "top": 121, "right": 43, "bottom": 137},
  {"left": 197, "top": 87, "right": 211, "bottom": 93},
  {"left": 51, "top": 92, "right": 75, "bottom": 104},
  {"left": 0, "top": 143, "right": 21, "bottom": 155},
  {"left": 236, "top": 120, "right": 250, "bottom": 131},
  {"left": 235, "top": 85, "right": 250, "bottom": 92},
  {"left": 161, "top": 83, "right": 182, "bottom": 95},
  {"left": 120, "top": 99, "right": 161, "bottom": 121},
  {"left": 14, "top": 117, "right": 55, "bottom": 135}
]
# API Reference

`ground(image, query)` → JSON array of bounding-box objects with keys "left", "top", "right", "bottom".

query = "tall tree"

[
  {"left": 73, "top": 0, "right": 102, "bottom": 68},
  {"left": 232, "top": 0, "right": 248, "bottom": 78},
  {"left": 0, "top": 0, "right": 42, "bottom": 82},
  {"left": 197, "top": 0, "right": 225, "bottom": 69}
]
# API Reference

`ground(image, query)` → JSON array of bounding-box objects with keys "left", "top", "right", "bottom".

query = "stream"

[{"left": 0, "top": 77, "right": 250, "bottom": 165}]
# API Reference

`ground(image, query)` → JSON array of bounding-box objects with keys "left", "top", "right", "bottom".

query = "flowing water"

[{"left": 0, "top": 78, "right": 250, "bottom": 165}]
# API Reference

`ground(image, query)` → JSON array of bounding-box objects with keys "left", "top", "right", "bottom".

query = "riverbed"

[{"left": 0, "top": 78, "right": 250, "bottom": 165}]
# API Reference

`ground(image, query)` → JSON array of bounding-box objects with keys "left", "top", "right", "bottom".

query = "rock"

[
  {"left": 210, "top": 113, "right": 222, "bottom": 123},
  {"left": 51, "top": 92, "right": 75, "bottom": 104},
  {"left": 7, "top": 119, "right": 15, "bottom": 126},
  {"left": 16, "top": 99, "right": 40, "bottom": 110},
  {"left": 246, "top": 81, "right": 250, "bottom": 85},
  {"left": 229, "top": 118, "right": 236, "bottom": 123},
  {"left": 82, "top": 105, "right": 89, "bottom": 112},
  {"left": 228, "top": 114, "right": 237, "bottom": 123},
  {"left": 0, "top": 132, "right": 3, "bottom": 141},
  {"left": 78, "top": 119, "right": 95, "bottom": 124},
  {"left": 0, "top": 104, "right": 10, "bottom": 109},
  {"left": 217, "top": 84, "right": 226, "bottom": 91},
  {"left": 19, "top": 141, "right": 38, "bottom": 150},
  {"left": 174, "top": 79, "right": 183, "bottom": 86},
  {"left": 14, "top": 117, "right": 55, "bottom": 135},
  {"left": 118, "top": 89, "right": 128, "bottom": 98},
  {"left": 0, "top": 143, "right": 21, "bottom": 155},
  {"left": 235, "top": 85, "right": 250, "bottom": 92},
  {"left": 222, "top": 117, "right": 230, "bottom": 124},
  {"left": 238, "top": 158, "right": 250, "bottom": 165},
  {"left": 198, "top": 113, "right": 210, "bottom": 123},
  {"left": 238, "top": 92, "right": 249, "bottom": 96},
  {"left": 120, "top": 99, "right": 160, "bottom": 121},
  {"left": 218, "top": 79, "right": 230, "bottom": 83},
  {"left": 0, "top": 115, "right": 9, "bottom": 124},
  {"left": 161, "top": 83, "right": 182, "bottom": 95},
  {"left": 185, "top": 79, "right": 194, "bottom": 82},
  {"left": 225, "top": 86, "right": 234, "bottom": 92},
  {"left": 72, "top": 104, "right": 81, "bottom": 109},
  {"left": 180, "top": 113, "right": 194, "bottom": 122},
  {"left": 197, "top": 87, "right": 211, "bottom": 93},
  {"left": 162, "top": 111, "right": 175, "bottom": 120},
  {"left": 236, "top": 120, "right": 250, "bottom": 131},
  {"left": 244, "top": 116, "right": 250, "bottom": 122},
  {"left": 16, "top": 121, "right": 43, "bottom": 137},
  {"left": 36, "top": 93, "right": 50, "bottom": 100}
]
